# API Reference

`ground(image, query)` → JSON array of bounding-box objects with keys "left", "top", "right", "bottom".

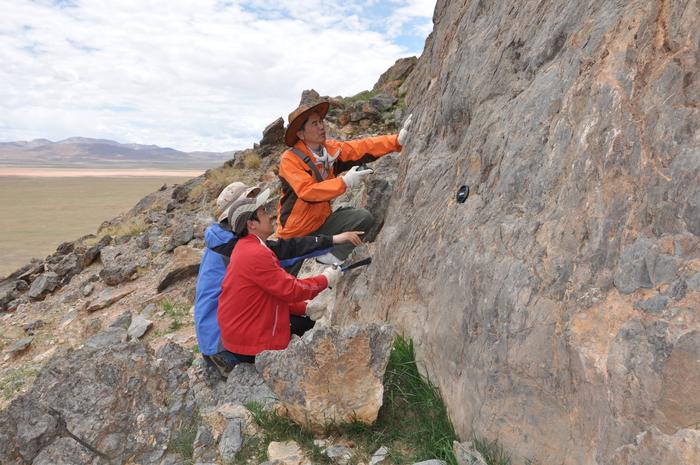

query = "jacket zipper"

[{"left": 272, "top": 305, "right": 278, "bottom": 336}]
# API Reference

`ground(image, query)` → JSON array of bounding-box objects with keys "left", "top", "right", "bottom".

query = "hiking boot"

[
  {"left": 208, "top": 351, "right": 239, "bottom": 379},
  {"left": 315, "top": 252, "right": 341, "bottom": 266}
]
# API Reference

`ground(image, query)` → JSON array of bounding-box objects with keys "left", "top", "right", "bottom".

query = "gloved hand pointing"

[
  {"left": 342, "top": 166, "right": 373, "bottom": 189},
  {"left": 321, "top": 266, "right": 342, "bottom": 289},
  {"left": 398, "top": 113, "right": 413, "bottom": 146}
]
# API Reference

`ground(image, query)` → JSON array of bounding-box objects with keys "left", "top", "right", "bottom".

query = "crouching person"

[
  {"left": 195, "top": 182, "right": 359, "bottom": 378},
  {"left": 215, "top": 188, "right": 342, "bottom": 375}
]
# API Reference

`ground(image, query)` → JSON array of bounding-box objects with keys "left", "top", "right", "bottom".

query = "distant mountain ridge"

[{"left": 0, "top": 137, "right": 233, "bottom": 168}]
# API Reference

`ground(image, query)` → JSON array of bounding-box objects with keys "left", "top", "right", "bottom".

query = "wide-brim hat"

[
  {"left": 284, "top": 100, "right": 330, "bottom": 147},
  {"left": 217, "top": 184, "right": 259, "bottom": 223},
  {"left": 227, "top": 188, "right": 271, "bottom": 229}
]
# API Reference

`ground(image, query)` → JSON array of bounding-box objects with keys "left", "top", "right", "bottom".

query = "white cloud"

[{"left": 0, "top": 0, "right": 434, "bottom": 152}]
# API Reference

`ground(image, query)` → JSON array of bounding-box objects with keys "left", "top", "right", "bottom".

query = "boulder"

[
  {"left": 268, "top": 441, "right": 305, "bottom": 465},
  {"left": 370, "top": 92, "right": 398, "bottom": 112},
  {"left": 167, "top": 222, "right": 194, "bottom": 252},
  {"left": 127, "top": 314, "right": 152, "bottom": 340},
  {"left": 372, "top": 56, "right": 417, "bottom": 94},
  {"left": 0, "top": 338, "right": 195, "bottom": 465},
  {"left": 334, "top": 1, "right": 700, "bottom": 464},
  {"left": 27, "top": 273, "right": 59, "bottom": 301},
  {"left": 157, "top": 246, "right": 201, "bottom": 292},
  {"left": 256, "top": 324, "right": 394, "bottom": 430},
  {"left": 99, "top": 265, "right": 136, "bottom": 286},
  {"left": 299, "top": 89, "right": 321, "bottom": 106},
  {"left": 260, "top": 117, "right": 285, "bottom": 147}
]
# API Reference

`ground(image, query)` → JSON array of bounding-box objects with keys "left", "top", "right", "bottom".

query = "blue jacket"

[
  {"left": 194, "top": 223, "right": 233, "bottom": 356},
  {"left": 194, "top": 222, "right": 333, "bottom": 356}
]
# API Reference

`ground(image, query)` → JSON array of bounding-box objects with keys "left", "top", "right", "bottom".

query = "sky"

[{"left": 0, "top": 0, "right": 435, "bottom": 152}]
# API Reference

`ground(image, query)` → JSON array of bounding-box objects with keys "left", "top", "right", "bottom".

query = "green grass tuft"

[
  {"left": 158, "top": 299, "right": 192, "bottom": 333},
  {"left": 169, "top": 420, "right": 197, "bottom": 465},
  {"left": 0, "top": 366, "right": 40, "bottom": 400},
  {"left": 473, "top": 436, "right": 511, "bottom": 465}
]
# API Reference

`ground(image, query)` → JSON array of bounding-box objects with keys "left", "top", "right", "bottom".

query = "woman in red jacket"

[{"left": 217, "top": 188, "right": 341, "bottom": 373}]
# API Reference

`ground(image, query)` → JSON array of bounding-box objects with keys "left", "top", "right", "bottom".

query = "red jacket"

[{"left": 217, "top": 234, "right": 328, "bottom": 355}]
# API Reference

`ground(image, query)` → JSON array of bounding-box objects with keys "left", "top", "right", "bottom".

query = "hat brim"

[
  {"left": 218, "top": 186, "right": 260, "bottom": 223},
  {"left": 227, "top": 188, "right": 271, "bottom": 226},
  {"left": 284, "top": 101, "right": 330, "bottom": 147}
]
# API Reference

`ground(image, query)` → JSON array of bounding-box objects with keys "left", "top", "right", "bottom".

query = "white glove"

[
  {"left": 398, "top": 113, "right": 413, "bottom": 146},
  {"left": 305, "top": 300, "right": 326, "bottom": 321},
  {"left": 321, "top": 266, "right": 342, "bottom": 288},
  {"left": 341, "top": 165, "right": 373, "bottom": 189}
]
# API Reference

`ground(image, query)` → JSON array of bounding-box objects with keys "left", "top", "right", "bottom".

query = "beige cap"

[
  {"left": 216, "top": 182, "right": 259, "bottom": 222},
  {"left": 228, "top": 188, "right": 271, "bottom": 234}
]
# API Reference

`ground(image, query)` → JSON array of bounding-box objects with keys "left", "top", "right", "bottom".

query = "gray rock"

[
  {"left": 85, "top": 288, "right": 134, "bottom": 313},
  {"left": 614, "top": 238, "right": 656, "bottom": 294},
  {"left": 0, "top": 338, "right": 195, "bottom": 465},
  {"left": 101, "top": 264, "right": 137, "bottom": 286},
  {"left": 412, "top": 461, "right": 447, "bottom": 465},
  {"left": 370, "top": 93, "right": 398, "bottom": 112},
  {"left": 128, "top": 314, "right": 153, "bottom": 340},
  {"left": 372, "top": 56, "right": 418, "bottom": 93},
  {"left": 223, "top": 363, "right": 277, "bottom": 408},
  {"left": 31, "top": 437, "right": 98, "bottom": 465},
  {"left": 664, "top": 279, "right": 687, "bottom": 301},
  {"left": 260, "top": 117, "right": 285, "bottom": 147},
  {"left": 218, "top": 419, "right": 243, "bottom": 462},
  {"left": 634, "top": 295, "right": 669, "bottom": 313},
  {"left": 369, "top": 446, "right": 390, "bottom": 465},
  {"left": 300, "top": 89, "right": 321, "bottom": 105},
  {"left": 81, "top": 283, "right": 94, "bottom": 297},
  {"left": 157, "top": 246, "right": 201, "bottom": 292},
  {"left": 453, "top": 441, "right": 487, "bottom": 465},
  {"left": 256, "top": 324, "right": 394, "bottom": 430},
  {"left": 193, "top": 424, "right": 218, "bottom": 463},
  {"left": 325, "top": 445, "right": 354, "bottom": 465},
  {"left": 27, "top": 272, "right": 59, "bottom": 300},
  {"left": 168, "top": 223, "right": 194, "bottom": 252},
  {"left": 688, "top": 272, "right": 700, "bottom": 292},
  {"left": 84, "top": 326, "right": 127, "bottom": 350},
  {"left": 3, "top": 336, "right": 33, "bottom": 356}
]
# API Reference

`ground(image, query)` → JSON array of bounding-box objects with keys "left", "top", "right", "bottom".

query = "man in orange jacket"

[{"left": 277, "top": 99, "right": 412, "bottom": 272}]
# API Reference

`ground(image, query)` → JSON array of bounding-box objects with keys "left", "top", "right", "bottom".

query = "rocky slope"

[
  {"left": 0, "top": 59, "right": 413, "bottom": 464},
  {"left": 334, "top": 1, "right": 699, "bottom": 464}
]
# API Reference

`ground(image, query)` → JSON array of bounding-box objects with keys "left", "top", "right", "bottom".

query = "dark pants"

[
  {"left": 285, "top": 206, "right": 374, "bottom": 276},
  {"left": 206, "top": 315, "right": 315, "bottom": 371}
]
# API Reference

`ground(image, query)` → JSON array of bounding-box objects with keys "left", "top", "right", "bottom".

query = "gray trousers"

[{"left": 285, "top": 206, "right": 374, "bottom": 275}]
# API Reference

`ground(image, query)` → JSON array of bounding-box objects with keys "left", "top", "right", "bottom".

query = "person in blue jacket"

[{"left": 194, "top": 182, "right": 363, "bottom": 377}]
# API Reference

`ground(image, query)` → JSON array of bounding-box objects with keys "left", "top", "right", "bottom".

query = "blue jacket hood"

[{"left": 204, "top": 222, "right": 234, "bottom": 249}]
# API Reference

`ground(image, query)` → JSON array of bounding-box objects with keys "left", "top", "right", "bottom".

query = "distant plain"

[{"left": 0, "top": 170, "right": 197, "bottom": 277}]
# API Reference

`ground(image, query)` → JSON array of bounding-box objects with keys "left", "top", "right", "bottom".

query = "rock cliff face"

[{"left": 335, "top": 1, "right": 699, "bottom": 464}]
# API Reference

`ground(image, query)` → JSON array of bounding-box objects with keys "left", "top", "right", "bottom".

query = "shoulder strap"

[{"left": 290, "top": 148, "right": 324, "bottom": 182}]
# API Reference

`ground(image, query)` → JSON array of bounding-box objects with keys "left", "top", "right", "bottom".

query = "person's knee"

[{"left": 356, "top": 208, "right": 375, "bottom": 229}]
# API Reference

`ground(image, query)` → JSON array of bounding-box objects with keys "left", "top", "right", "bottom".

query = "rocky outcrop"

[
  {"left": 335, "top": 1, "right": 700, "bottom": 464},
  {"left": 0, "top": 328, "right": 195, "bottom": 465},
  {"left": 256, "top": 324, "right": 394, "bottom": 431}
]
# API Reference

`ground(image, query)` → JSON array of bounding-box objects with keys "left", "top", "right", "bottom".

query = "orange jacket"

[{"left": 276, "top": 134, "right": 400, "bottom": 238}]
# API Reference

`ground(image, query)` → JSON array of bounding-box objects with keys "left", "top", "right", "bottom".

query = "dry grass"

[
  {"left": 244, "top": 152, "right": 262, "bottom": 170},
  {"left": 205, "top": 165, "right": 256, "bottom": 189},
  {"left": 97, "top": 216, "right": 149, "bottom": 238}
]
